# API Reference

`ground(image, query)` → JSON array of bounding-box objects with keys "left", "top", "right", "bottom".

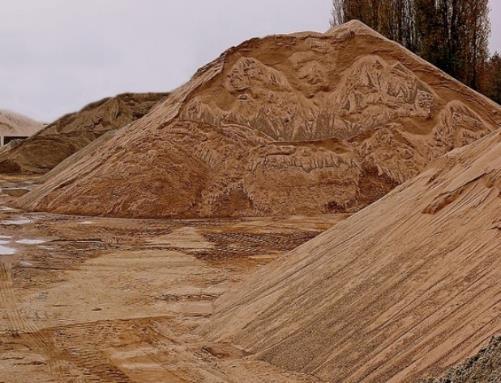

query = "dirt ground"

[{"left": 0, "top": 174, "right": 345, "bottom": 383}]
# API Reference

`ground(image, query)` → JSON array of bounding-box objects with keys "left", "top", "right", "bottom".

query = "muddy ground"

[{"left": 0, "top": 175, "right": 346, "bottom": 383}]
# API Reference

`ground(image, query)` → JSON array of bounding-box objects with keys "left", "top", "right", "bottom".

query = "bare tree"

[
  {"left": 330, "top": 0, "right": 345, "bottom": 26},
  {"left": 482, "top": 53, "right": 501, "bottom": 103}
]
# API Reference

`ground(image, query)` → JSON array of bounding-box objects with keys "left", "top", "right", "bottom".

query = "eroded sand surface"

[
  {"left": 18, "top": 21, "right": 501, "bottom": 219},
  {"left": 0, "top": 175, "right": 344, "bottom": 383}
]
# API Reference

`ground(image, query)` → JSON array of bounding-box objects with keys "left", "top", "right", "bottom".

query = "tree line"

[{"left": 331, "top": 0, "right": 501, "bottom": 104}]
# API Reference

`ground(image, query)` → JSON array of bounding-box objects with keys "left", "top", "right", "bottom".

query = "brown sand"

[
  {"left": 17, "top": 21, "right": 501, "bottom": 218},
  {"left": 0, "top": 174, "right": 343, "bottom": 382},
  {"left": 0, "top": 92, "right": 168, "bottom": 174},
  {"left": 1, "top": 19, "right": 500, "bottom": 383},
  {"left": 207, "top": 130, "right": 501, "bottom": 382}
]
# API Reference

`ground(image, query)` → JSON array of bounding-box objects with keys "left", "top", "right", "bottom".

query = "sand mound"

[
  {"left": 0, "top": 109, "right": 42, "bottom": 138},
  {"left": 0, "top": 93, "right": 168, "bottom": 174},
  {"left": 206, "top": 130, "right": 501, "bottom": 382},
  {"left": 421, "top": 336, "right": 500, "bottom": 383},
  {"left": 18, "top": 21, "right": 500, "bottom": 218}
]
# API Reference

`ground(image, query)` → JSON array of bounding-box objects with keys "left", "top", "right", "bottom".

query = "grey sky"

[
  {"left": 0, "top": 0, "right": 499, "bottom": 122},
  {"left": 490, "top": 1, "right": 501, "bottom": 53}
]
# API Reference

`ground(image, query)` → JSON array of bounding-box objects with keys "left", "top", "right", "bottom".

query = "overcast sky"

[{"left": 1, "top": 0, "right": 500, "bottom": 122}]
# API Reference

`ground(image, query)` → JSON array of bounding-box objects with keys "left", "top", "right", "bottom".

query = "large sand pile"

[
  {"left": 0, "top": 92, "right": 168, "bottom": 174},
  {"left": 206, "top": 130, "right": 501, "bottom": 382},
  {"left": 19, "top": 21, "right": 501, "bottom": 217}
]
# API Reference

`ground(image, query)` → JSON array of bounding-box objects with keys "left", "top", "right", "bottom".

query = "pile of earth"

[
  {"left": 0, "top": 92, "right": 168, "bottom": 174},
  {"left": 0, "top": 110, "right": 43, "bottom": 173},
  {"left": 0, "top": 109, "right": 42, "bottom": 135},
  {"left": 421, "top": 336, "right": 501, "bottom": 383},
  {"left": 206, "top": 130, "right": 501, "bottom": 382},
  {"left": 17, "top": 21, "right": 500, "bottom": 218}
]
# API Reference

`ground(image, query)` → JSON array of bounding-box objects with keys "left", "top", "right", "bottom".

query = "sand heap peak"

[
  {"left": 206, "top": 130, "right": 501, "bottom": 382},
  {"left": 326, "top": 19, "right": 384, "bottom": 38},
  {"left": 0, "top": 92, "right": 168, "bottom": 174},
  {"left": 0, "top": 109, "right": 42, "bottom": 135},
  {"left": 18, "top": 21, "right": 500, "bottom": 218}
]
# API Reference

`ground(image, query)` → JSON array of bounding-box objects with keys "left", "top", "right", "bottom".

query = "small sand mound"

[
  {"left": 0, "top": 93, "right": 168, "bottom": 174},
  {"left": 0, "top": 109, "right": 42, "bottom": 139}
]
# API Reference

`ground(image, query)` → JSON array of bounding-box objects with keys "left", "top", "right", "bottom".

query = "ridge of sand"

[
  {"left": 205, "top": 130, "right": 501, "bottom": 382},
  {"left": 17, "top": 21, "right": 501, "bottom": 218}
]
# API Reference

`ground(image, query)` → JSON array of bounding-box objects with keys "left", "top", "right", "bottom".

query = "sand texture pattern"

[{"left": 207, "top": 130, "right": 501, "bottom": 382}]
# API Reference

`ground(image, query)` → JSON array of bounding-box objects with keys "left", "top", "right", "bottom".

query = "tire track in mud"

[
  {"left": 0, "top": 261, "right": 66, "bottom": 381},
  {"left": 57, "top": 346, "right": 133, "bottom": 383},
  {"left": 44, "top": 319, "right": 187, "bottom": 383},
  {"left": 0, "top": 264, "right": 138, "bottom": 383},
  {"left": 48, "top": 321, "right": 136, "bottom": 383},
  {"left": 197, "top": 231, "right": 320, "bottom": 260}
]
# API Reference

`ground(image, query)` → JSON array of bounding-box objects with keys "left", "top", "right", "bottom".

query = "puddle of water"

[
  {"left": 0, "top": 244, "right": 16, "bottom": 255},
  {"left": 79, "top": 221, "right": 95, "bottom": 225},
  {"left": 1, "top": 218, "right": 32, "bottom": 225},
  {"left": 16, "top": 239, "right": 47, "bottom": 245},
  {"left": 0, "top": 235, "right": 11, "bottom": 239},
  {"left": 0, "top": 240, "right": 10, "bottom": 245},
  {"left": 19, "top": 261, "right": 33, "bottom": 267}
]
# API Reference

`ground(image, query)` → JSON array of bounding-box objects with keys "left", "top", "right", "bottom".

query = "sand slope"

[
  {"left": 0, "top": 93, "right": 168, "bottom": 174},
  {"left": 206, "top": 130, "right": 501, "bottom": 382},
  {"left": 19, "top": 21, "right": 501, "bottom": 218}
]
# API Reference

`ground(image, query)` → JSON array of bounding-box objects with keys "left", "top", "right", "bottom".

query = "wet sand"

[{"left": 0, "top": 174, "right": 345, "bottom": 382}]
